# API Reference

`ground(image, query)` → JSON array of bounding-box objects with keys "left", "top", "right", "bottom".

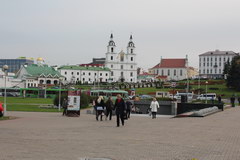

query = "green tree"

[
  {"left": 226, "top": 55, "right": 240, "bottom": 91},
  {"left": 223, "top": 58, "right": 231, "bottom": 75}
]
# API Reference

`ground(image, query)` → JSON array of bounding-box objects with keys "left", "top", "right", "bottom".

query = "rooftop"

[
  {"left": 152, "top": 58, "right": 187, "bottom": 69},
  {"left": 58, "top": 65, "right": 111, "bottom": 71},
  {"left": 199, "top": 50, "right": 238, "bottom": 56},
  {"left": 24, "top": 64, "right": 61, "bottom": 77}
]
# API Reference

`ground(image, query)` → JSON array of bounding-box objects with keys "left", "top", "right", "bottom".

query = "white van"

[
  {"left": 197, "top": 93, "right": 216, "bottom": 101},
  {"left": 173, "top": 92, "right": 194, "bottom": 100}
]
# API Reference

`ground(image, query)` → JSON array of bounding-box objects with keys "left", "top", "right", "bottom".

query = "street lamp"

[
  {"left": 2, "top": 65, "right": 8, "bottom": 116},
  {"left": 205, "top": 81, "right": 208, "bottom": 104},
  {"left": 58, "top": 79, "right": 62, "bottom": 111}
]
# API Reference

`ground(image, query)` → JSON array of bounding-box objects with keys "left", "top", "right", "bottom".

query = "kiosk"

[{"left": 67, "top": 90, "right": 81, "bottom": 117}]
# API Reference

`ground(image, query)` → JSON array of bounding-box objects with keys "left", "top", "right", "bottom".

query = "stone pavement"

[{"left": 1, "top": 107, "right": 240, "bottom": 160}]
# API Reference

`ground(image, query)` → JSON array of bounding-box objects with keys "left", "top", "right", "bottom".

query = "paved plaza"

[{"left": 1, "top": 107, "right": 240, "bottom": 160}]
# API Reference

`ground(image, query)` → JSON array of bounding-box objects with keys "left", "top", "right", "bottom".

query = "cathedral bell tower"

[
  {"left": 107, "top": 33, "right": 116, "bottom": 53},
  {"left": 127, "top": 35, "right": 135, "bottom": 54}
]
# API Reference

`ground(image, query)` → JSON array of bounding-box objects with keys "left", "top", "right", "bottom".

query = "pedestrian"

[
  {"left": 114, "top": 94, "right": 126, "bottom": 127},
  {"left": 230, "top": 95, "right": 235, "bottom": 107},
  {"left": 150, "top": 98, "right": 159, "bottom": 119},
  {"left": 105, "top": 96, "right": 114, "bottom": 120},
  {"left": 218, "top": 95, "right": 222, "bottom": 104},
  {"left": 62, "top": 98, "right": 68, "bottom": 116},
  {"left": 95, "top": 96, "right": 105, "bottom": 121},
  {"left": 237, "top": 97, "right": 240, "bottom": 106},
  {"left": 126, "top": 100, "right": 133, "bottom": 119},
  {"left": 0, "top": 101, "right": 3, "bottom": 117}
]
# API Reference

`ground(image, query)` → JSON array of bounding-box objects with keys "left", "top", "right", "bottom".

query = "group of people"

[{"left": 94, "top": 94, "right": 133, "bottom": 127}]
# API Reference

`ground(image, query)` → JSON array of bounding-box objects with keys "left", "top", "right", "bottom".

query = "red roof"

[
  {"left": 79, "top": 64, "right": 104, "bottom": 67},
  {"left": 152, "top": 59, "right": 186, "bottom": 68},
  {"left": 156, "top": 75, "right": 168, "bottom": 79}
]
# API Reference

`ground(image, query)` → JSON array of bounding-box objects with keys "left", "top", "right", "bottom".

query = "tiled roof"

[
  {"left": 152, "top": 59, "right": 186, "bottom": 68},
  {"left": 199, "top": 50, "right": 238, "bottom": 56},
  {"left": 58, "top": 65, "right": 111, "bottom": 71},
  {"left": 79, "top": 64, "right": 105, "bottom": 67},
  {"left": 24, "top": 64, "right": 61, "bottom": 77}
]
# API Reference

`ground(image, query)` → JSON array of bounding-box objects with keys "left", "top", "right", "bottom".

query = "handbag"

[{"left": 96, "top": 106, "right": 103, "bottom": 111}]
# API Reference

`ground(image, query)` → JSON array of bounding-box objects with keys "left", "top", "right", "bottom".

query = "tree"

[
  {"left": 226, "top": 55, "right": 240, "bottom": 91},
  {"left": 223, "top": 58, "right": 231, "bottom": 76}
]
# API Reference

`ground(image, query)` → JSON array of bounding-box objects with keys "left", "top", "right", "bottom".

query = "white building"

[
  {"left": 16, "top": 58, "right": 62, "bottom": 88},
  {"left": 149, "top": 58, "right": 188, "bottom": 81},
  {"left": 199, "top": 50, "right": 238, "bottom": 79},
  {"left": 105, "top": 34, "right": 137, "bottom": 83},
  {"left": 58, "top": 65, "right": 111, "bottom": 84}
]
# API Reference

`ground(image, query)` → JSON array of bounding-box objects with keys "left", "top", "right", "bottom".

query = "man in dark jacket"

[
  {"left": 62, "top": 98, "right": 68, "bottom": 116},
  {"left": 126, "top": 100, "right": 132, "bottom": 119},
  {"left": 114, "top": 94, "right": 126, "bottom": 127},
  {"left": 105, "top": 96, "right": 114, "bottom": 120}
]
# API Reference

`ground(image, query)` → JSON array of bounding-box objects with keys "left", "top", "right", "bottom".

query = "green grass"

[
  {"left": 7, "top": 104, "right": 62, "bottom": 112},
  {"left": 0, "top": 97, "right": 53, "bottom": 104},
  {"left": 0, "top": 116, "right": 10, "bottom": 120}
]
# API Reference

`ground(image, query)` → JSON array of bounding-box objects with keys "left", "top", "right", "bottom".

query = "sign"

[
  {"left": 67, "top": 90, "right": 81, "bottom": 111},
  {"left": 171, "top": 82, "right": 176, "bottom": 88}
]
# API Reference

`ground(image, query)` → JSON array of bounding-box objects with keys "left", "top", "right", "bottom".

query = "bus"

[
  {"left": 19, "top": 88, "right": 70, "bottom": 98},
  {"left": 0, "top": 88, "right": 20, "bottom": 97},
  {"left": 90, "top": 89, "right": 129, "bottom": 100}
]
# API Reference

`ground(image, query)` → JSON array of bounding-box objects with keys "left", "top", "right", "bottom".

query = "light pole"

[
  {"left": 3, "top": 65, "right": 8, "bottom": 116},
  {"left": 58, "top": 79, "right": 61, "bottom": 111},
  {"left": 205, "top": 81, "right": 208, "bottom": 104},
  {"left": 198, "top": 74, "right": 200, "bottom": 96}
]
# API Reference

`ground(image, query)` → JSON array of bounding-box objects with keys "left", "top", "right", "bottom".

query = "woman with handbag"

[{"left": 95, "top": 96, "right": 105, "bottom": 121}]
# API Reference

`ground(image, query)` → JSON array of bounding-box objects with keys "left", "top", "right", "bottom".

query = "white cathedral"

[{"left": 105, "top": 34, "right": 137, "bottom": 83}]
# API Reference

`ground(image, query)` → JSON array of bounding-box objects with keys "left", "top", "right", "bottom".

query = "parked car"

[{"left": 197, "top": 93, "right": 216, "bottom": 101}]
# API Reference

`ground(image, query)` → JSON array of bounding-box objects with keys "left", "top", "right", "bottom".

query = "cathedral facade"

[{"left": 105, "top": 34, "right": 137, "bottom": 83}]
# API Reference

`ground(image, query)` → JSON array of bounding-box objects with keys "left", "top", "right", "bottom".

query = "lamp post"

[
  {"left": 198, "top": 74, "right": 200, "bottom": 96},
  {"left": 58, "top": 79, "right": 61, "bottom": 111},
  {"left": 2, "top": 65, "right": 8, "bottom": 116},
  {"left": 205, "top": 81, "right": 208, "bottom": 104}
]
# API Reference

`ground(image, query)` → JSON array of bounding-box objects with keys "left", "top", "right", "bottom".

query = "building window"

[
  {"left": 168, "top": 70, "right": 170, "bottom": 76},
  {"left": 207, "top": 69, "right": 209, "bottom": 74},
  {"left": 77, "top": 72, "right": 79, "bottom": 75},
  {"left": 83, "top": 72, "right": 85, "bottom": 75},
  {"left": 111, "top": 65, "right": 113, "bottom": 68},
  {"left": 121, "top": 72, "right": 124, "bottom": 77},
  {"left": 95, "top": 73, "right": 97, "bottom": 76},
  {"left": 89, "top": 72, "right": 91, "bottom": 76},
  {"left": 215, "top": 69, "right": 217, "bottom": 74},
  {"left": 199, "top": 70, "right": 201, "bottom": 74},
  {"left": 106, "top": 73, "right": 108, "bottom": 76},
  {"left": 89, "top": 78, "right": 91, "bottom": 81},
  {"left": 174, "top": 70, "right": 176, "bottom": 76},
  {"left": 130, "top": 78, "right": 133, "bottom": 82},
  {"left": 111, "top": 56, "right": 113, "bottom": 60},
  {"left": 121, "top": 65, "right": 123, "bottom": 69},
  {"left": 131, "top": 57, "right": 133, "bottom": 61},
  {"left": 111, "top": 71, "right": 114, "bottom": 76},
  {"left": 219, "top": 69, "right": 221, "bottom": 74},
  {"left": 219, "top": 63, "right": 221, "bottom": 66},
  {"left": 203, "top": 63, "right": 205, "bottom": 66},
  {"left": 203, "top": 58, "right": 205, "bottom": 61},
  {"left": 210, "top": 69, "right": 212, "bottom": 73},
  {"left": 130, "top": 72, "right": 133, "bottom": 77},
  {"left": 203, "top": 69, "right": 205, "bottom": 74},
  {"left": 219, "top": 57, "right": 221, "bottom": 61},
  {"left": 65, "top": 77, "right": 67, "bottom": 80},
  {"left": 131, "top": 49, "right": 133, "bottom": 53},
  {"left": 100, "top": 73, "right": 102, "bottom": 76},
  {"left": 161, "top": 70, "right": 164, "bottom": 76},
  {"left": 111, "top": 48, "right": 114, "bottom": 53},
  {"left": 65, "top": 72, "right": 67, "bottom": 75},
  {"left": 180, "top": 70, "right": 183, "bottom": 76},
  {"left": 71, "top": 72, "right": 74, "bottom": 75},
  {"left": 131, "top": 65, "right": 133, "bottom": 69},
  {"left": 120, "top": 55, "right": 124, "bottom": 62},
  {"left": 83, "top": 78, "right": 85, "bottom": 81},
  {"left": 207, "top": 58, "right": 209, "bottom": 61}
]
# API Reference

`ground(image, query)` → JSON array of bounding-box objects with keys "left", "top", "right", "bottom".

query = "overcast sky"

[{"left": 1, "top": 0, "right": 240, "bottom": 69}]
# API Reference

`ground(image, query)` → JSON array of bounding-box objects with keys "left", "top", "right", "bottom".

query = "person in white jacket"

[{"left": 150, "top": 98, "right": 159, "bottom": 119}]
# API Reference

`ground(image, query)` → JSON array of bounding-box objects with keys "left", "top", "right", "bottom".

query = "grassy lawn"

[
  {"left": 6, "top": 104, "right": 62, "bottom": 112},
  {"left": 0, "top": 97, "right": 53, "bottom": 104},
  {"left": 0, "top": 116, "right": 11, "bottom": 120}
]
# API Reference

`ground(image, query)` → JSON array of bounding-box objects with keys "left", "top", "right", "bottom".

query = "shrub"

[
  {"left": 53, "top": 93, "right": 68, "bottom": 106},
  {"left": 80, "top": 92, "right": 91, "bottom": 109}
]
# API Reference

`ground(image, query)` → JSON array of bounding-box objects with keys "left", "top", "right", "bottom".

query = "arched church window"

[{"left": 111, "top": 47, "right": 114, "bottom": 53}]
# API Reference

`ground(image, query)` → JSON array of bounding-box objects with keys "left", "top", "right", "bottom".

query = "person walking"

[
  {"left": 95, "top": 96, "right": 105, "bottom": 121},
  {"left": 150, "top": 98, "right": 159, "bottom": 119},
  {"left": 230, "top": 95, "right": 235, "bottom": 107},
  {"left": 114, "top": 94, "right": 126, "bottom": 127},
  {"left": 126, "top": 100, "right": 133, "bottom": 119},
  {"left": 238, "top": 97, "right": 240, "bottom": 106},
  {"left": 62, "top": 98, "right": 68, "bottom": 116},
  {"left": 218, "top": 95, "right": 222, "bottom": 104},
  {"left": 0, "top": 101, "right": 3, "bottom": 117},
  {"left": 105, "top": 96, "right": 114, "bottom": 120}
]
